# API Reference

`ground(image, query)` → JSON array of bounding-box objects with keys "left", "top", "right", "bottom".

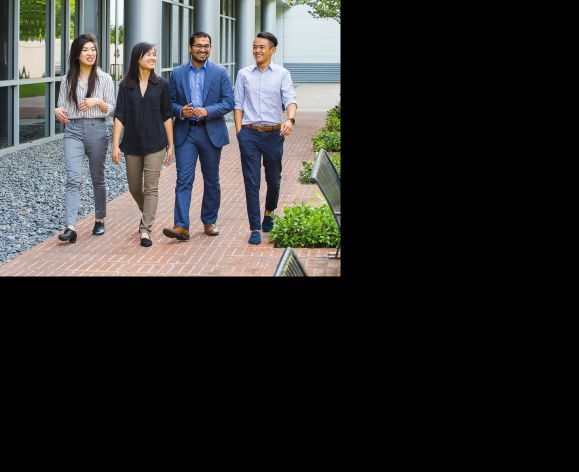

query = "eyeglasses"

[{"left": 192, "top": 44, "right": 211, "bottom": 50}]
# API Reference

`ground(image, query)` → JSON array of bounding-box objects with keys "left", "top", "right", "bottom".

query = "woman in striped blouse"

[{"left": 54, "top": 33, "right": 116, "bottom": 244}]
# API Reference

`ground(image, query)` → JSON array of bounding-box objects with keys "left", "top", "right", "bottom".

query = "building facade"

[{"left": 0, "top": 0, "right": 339, "bottom": 155}]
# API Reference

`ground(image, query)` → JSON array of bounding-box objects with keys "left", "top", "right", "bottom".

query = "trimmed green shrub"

[
  {"left": 298, "top": 160, "right": 314, "bottom": 184},
  {"left": 327, "top": 105, "right": 340, "bottom": 121},
  {"left": 312, "top": 130, "right": 341, "bottom": 152},
  {"left": 325, "top": 105, "right": 341, "bottom": 132},
  {"left": 269, "top": 201, "right": 340, "bottom": 248},
  {"left": 298, "top": 154, "right": 340, "bottom": 184},
  {"left": 329, "top": 154, "right": 341, "bottom": 176}
]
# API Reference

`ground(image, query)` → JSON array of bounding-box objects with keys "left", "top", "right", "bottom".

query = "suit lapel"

[
  {"left": 203, "top": 61, "right": 212, "bottom": 103},
  {"left": 180, "top": 64, "right": 191, "bottom": 104}
]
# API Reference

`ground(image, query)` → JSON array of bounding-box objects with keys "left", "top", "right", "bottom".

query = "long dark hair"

[
  {"left": 66, "top": 33, "right": 99, "bottom": 106},
  {"left": 120, "top": 42, "right": 159, "bottom": 89}
]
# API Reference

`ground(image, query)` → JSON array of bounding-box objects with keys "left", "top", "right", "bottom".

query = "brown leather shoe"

[
  {"left": 162, "top": 226, "right": 190, "bottom": 240},
  {"left": 204, "top": 224, "right": 219, "bottom": 236}
]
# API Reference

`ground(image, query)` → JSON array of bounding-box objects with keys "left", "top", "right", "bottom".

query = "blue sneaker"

[
  {"left": 262, "top": 215, "right": 274, "bottom": 232},
  {"left": 248, "top": 230, "right": 261, "bottom": 244}
]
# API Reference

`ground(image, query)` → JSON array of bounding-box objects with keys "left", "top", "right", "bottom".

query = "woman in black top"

[{"left": 112, "top": 42, "right": 174, "bottom": 247}]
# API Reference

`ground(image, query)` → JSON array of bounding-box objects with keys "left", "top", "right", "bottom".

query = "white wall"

[
  {"left": 18, "top": 41, "right": 46, "bottom": 79},
  {"left": 280, "top": 4, "right": 339, "bottom": 64}
]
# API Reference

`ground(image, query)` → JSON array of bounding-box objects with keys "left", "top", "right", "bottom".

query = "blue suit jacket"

[{"left": 170, "top": 60, "right": 234, "bottom": 148}]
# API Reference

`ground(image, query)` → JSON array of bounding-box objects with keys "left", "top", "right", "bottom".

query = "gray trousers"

[{"left": 63, "top": 118, "right": 108, "bottom": 226}]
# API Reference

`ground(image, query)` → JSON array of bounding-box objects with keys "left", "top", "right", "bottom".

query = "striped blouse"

[{"left": 57, "top": 67, "right": 116, "bottom": 119}]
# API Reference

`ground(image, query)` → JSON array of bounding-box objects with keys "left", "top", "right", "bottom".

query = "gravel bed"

[
  {"left": 0, "top": 125, "right": 129, "bottom": 265},
  {"left": 0, "top": 114, "right": 234, "bottom": 266}
]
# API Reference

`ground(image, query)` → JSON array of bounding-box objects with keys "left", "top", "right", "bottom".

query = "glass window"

[
  {"left": 162, "top": 1, "right": 194, "bottom": 72},
  {"left": 70, "top": 0, "right": 76, "bottom": 48},
  {"left": 55, "top": 80, "right": 64, "bottom": 134},
  {"left": 19, "top": 0, "right": 48, "bottom": 80},
  {"left": 1, "top": 0, "right": 13, "bottom": 81},
  {"left": 0, "top": 87, "right": 13, "bottom": 149},
  {"left": 190, "top": 6, "right": 194, "bottom": 38},
  {"left": 110, "top": 0, "right": 124, "bottom": 85},
  {"left": 162, "top": 2, "right": 171, "bottom": 69},
  {"left": 225, "top": 21, "right": 230, "bottom": 62},
  {"left": 20, "top": 83, "right": 47, "bottom": 143},
  {"left": 81, "top": 0, "right": 101, "bottom": 51},
  {"left": 220, "top": 18, "right": 225, "bottom": 63},
  {"left": 56, "top": 0, "right": 63, "bottom": 76},
  {"left": 229, "top": 20, "right": 234, "bottom": 62},
  {"left": 220, "top": 0, "right": 235, "bottom": 80},
  {"left": 171, "top": 5, "right": 181, "bottom": 67},
  {"left": 55, "top": 0, "right": 76, "bottom": 77}
]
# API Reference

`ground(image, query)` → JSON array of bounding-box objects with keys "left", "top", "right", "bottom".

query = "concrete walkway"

[
  {"left": 295, "top": 83, "right": 340, "bottom": 111},
  {"left": 0, "top": 85, "right": 341, "bottom": 277}
]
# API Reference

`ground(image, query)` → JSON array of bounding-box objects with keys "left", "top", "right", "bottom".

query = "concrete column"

[
  {"left": 236, "top": 0, "right": 256, "bottom": 70},
  {"left": 194, "top": 0, "right": 221, "bottom": 65},
  {"left": 80, "top": 0, "right": 98, "bottom": 36},
  {"left": 261, "top": 0, "right": 276, "bottom": 36},
  {"left": 124, "top": 0, "right": 162, "bottom": 75}
]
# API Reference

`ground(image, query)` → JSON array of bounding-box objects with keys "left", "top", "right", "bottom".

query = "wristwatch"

[{"left": 288, "top": 118, "right": 295, "bottom": 125}]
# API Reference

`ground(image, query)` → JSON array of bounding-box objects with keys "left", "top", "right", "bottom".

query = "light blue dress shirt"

[
  {"left": 188, "top": 61, "right": 207, "bottom": 121},
  {"left": 234, "top": 62, "right": 297, "bottom": 126}
]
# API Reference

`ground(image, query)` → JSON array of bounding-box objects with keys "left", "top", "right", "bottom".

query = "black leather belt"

[{"left": 189, "top": 120, "right": 206, "bottom": 126}]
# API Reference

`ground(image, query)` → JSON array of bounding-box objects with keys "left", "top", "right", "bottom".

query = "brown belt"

[{"left": 242, "top": 124, "right": 281, "bottom": 132}]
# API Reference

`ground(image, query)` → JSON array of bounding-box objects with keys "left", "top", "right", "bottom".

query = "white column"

[
  {"left": 124, "top": 0, "right": 162, "bottom": 75},
  {"left": 261, "top": 0, "right": 276, "bottom": 35},
  {"left": 194, "top": 0, "right": 221, "bottom": 64},
  {"left": 236, "top": 0, "right": 256, "bottom": 70}
]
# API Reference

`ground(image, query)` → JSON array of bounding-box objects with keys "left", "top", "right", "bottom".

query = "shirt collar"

[
  {"left": 250, "top": 62, "right": 274, "bottom": 72},
  {"left": 190, "top": 61, "right": 208, "bottom": 71}
]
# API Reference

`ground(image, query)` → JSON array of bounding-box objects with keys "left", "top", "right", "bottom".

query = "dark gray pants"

[{"left": 63, "top": 118, "right": 108, "bottom": 226}]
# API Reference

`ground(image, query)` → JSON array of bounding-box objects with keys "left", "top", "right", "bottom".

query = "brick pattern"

[{"left": 0, "top": 111, "right": 340, "bottom": 277}]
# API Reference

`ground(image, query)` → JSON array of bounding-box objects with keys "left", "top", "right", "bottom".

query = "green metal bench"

[
  {"left": 310, "top": 149, "right": 341, "bottom": 259},
  {"left": 273, "top": 247, "right": 308, "bottom": 277}
]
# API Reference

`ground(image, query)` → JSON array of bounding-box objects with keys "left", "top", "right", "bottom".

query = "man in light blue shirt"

[{"left": 234, "top": 32, "right": 297, "bottom": 245}]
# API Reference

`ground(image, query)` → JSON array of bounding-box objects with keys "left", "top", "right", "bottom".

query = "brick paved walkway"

[{"left": 0, "top": 111, "right": 340, "bottom": 277}]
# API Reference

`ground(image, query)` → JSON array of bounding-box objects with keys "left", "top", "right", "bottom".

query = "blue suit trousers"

[{"left": 174, "top": 124, "right": 222, "bottom": 230}]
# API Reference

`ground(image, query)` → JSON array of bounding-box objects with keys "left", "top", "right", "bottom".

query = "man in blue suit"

[{"left": 163, "top": 32, "right": 234, "bottom": 241}]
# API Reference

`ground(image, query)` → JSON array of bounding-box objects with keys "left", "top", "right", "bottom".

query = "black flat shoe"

[
  {"left": 93, "top": 221, "right": 105, "bottom": 235},
  {"left": 58, "top": 228, "right": 77, "bottom": 243},
  {"left": 140, "top": 235, "right": 152, "bottom": 247}
]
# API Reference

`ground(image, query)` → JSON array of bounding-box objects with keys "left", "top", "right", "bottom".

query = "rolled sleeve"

[
  {"left": 57, "top": 78, "right": 67, "bottom": 108},
  {"left": 113, "top": 86, "right": 125, "bottom": 125},
  {"left": 103, "top": 75, "right": 116, "bottom": 117},
  {"left": 281, "top": 71, "right": 297, "bottom": 110},
  {"left": 233, "top": 72, "right": 245, "bottom": 111},
  {"left": 161, "top": 79, "right": 173, "bottom": 121}
]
